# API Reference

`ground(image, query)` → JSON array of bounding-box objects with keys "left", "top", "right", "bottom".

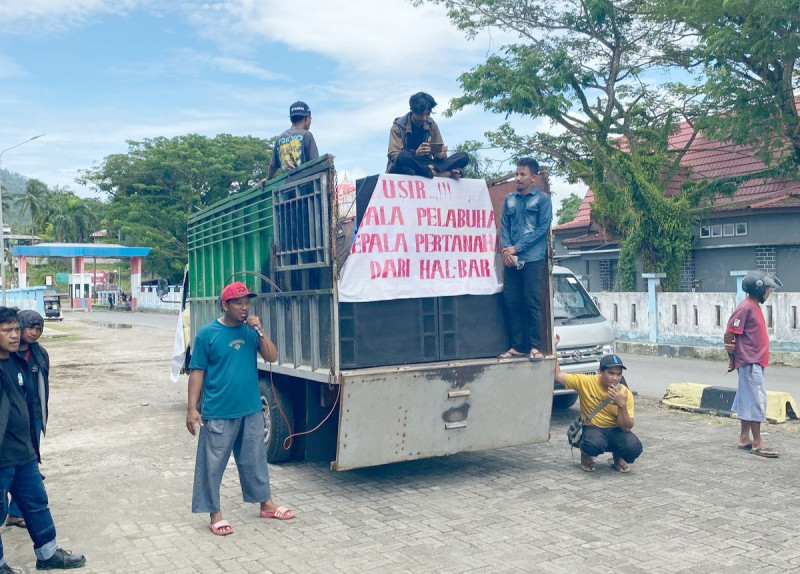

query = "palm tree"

[
  {"left": 16, "top": 179, "right": 49, "bottom": 240},
  {"left": 44, "top": 189, "right": 98, "bottom": 243}
]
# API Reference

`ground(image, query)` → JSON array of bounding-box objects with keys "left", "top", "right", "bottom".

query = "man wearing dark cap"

[
  {"left": 267, "top": 101, "right": 319, "bottom": 180},
  {"left": 186, "top": 282, "right": 294, "bottom": 537},
  {"left": 555, "top": 347, "right": 643, "bottom": 473},
  {"left": 386, "top": 91, "right": 469, "bottom": 179}
]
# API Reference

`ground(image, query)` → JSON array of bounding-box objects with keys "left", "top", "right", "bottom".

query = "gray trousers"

[{"left": 192, "top": 411, "right": 272, "bottom": 513}]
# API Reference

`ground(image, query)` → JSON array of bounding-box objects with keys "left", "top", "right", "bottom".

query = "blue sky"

[{"left": 0, "top": 0, "right": 580, "bottom": 211}]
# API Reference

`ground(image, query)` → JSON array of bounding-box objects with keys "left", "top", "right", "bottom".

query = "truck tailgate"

[{"left": 333, "top": 358, "right": 553, "bottom": 470}]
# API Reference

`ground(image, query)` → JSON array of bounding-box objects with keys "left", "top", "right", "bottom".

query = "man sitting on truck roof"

[
  {"left": 386, "top": 92, "right": 469, "bottom": 179},
  {"left": 267, "top": 100, "right": 319, "bottom": 180},
  {"left": 554, "top": 348, "right": 643, "bottom": 473}
]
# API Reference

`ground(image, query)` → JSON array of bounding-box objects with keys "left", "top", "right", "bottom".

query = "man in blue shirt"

[
  {"left": 498, "top": 158, "right": 553, "bottom": 361},
  {"left": 186, "top": 282, "right": 294, "bottom": 536}
]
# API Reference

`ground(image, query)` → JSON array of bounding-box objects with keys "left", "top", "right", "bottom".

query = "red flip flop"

[
  {"left": 260, "top": 506, "right": 295, "bottom": 520},
  {"left": 208, "top": 520, "right": 234, "bottom": 536}
]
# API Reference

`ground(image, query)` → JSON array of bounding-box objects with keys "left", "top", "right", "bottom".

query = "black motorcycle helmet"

[{"left": 742, "top": 270, "right": 783, "bottom": 303}]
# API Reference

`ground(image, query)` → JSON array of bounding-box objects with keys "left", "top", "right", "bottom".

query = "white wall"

[
  {"left": 592, "top": 291, "right": 800, "bottom": 349},
  {"left": 93, "top": 285, "right": 183, "bottom": 313}
]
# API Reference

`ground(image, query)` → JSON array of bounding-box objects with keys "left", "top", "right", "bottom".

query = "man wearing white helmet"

[{"left": 723, "top": 270, "right": 783, "bottom": 458}]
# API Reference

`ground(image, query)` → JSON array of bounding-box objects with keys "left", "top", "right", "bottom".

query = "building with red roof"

[{"left": 553, "top": 121, "right": 800, "bottom": 292}]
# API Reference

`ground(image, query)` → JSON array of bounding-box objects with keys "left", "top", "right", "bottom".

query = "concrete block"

[
  {"left": 766, "top": 391, "right": 799, "bottom": 424},
  {"left": 661, "top": 382, "right": 707, "bottom": 410},
  {"left": 699, "top": 386, "right": 736, "bottom": 416},
  {"left": 661, "top": 383, "right": 799, "bottom": 423}
]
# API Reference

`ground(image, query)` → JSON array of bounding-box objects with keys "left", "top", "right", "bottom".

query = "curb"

[
  {"left": 661, "top": 382, "right": 799, "bottom": 423},
  {"left": 616, "top": 341, "right": 800, "bottom": 368}
]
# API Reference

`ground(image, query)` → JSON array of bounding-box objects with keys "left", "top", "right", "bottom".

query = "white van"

[{"left": 551, "top": 265, "right": 616, "bottom": 408}]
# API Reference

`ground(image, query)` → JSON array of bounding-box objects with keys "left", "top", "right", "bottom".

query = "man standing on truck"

[
  {"left": 724, "top": 270, "right": 782, "bottom": 458},
  {"left": 267, "top": 101, "right": 319, "bottom": 180},
  {"left": 386, "top": 91, "right": 469, "bottom": 179},
  {"left": 498, "top": 157, "right": 552, "bottom": 362},
  {"left": 186, "top": 282, "right": 295, "bottom": 536},
  {"left": 554, "top": 349, "right": 643, "bottom": 472}
]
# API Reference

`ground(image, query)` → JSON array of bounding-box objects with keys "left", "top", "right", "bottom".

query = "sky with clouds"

[{"left": 0, "top": 0, "right": 582, "bottom": 212}]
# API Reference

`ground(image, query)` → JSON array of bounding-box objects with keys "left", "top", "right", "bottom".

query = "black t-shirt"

[
  {"left": 17, "top": 347, "right": 43, "bottom": 424},
  {"left": 0, "top": 357, "right": 35, "bottom": 467},
  {"left": 405, "top": 123, "right": 428, "bottom": 153}
]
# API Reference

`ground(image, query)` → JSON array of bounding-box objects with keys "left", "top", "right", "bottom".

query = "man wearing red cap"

[{"left": 186, "top": 281, "right": 294, "bottom": 536}]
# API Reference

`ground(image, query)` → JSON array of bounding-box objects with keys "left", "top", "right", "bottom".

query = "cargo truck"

[{"left": 185, "top": 155, "right": 610, "bottom": 470}]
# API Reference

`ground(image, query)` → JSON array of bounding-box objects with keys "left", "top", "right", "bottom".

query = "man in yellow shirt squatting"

[{"left": 555, "top": 341, "right": 643, "bottom": 473}]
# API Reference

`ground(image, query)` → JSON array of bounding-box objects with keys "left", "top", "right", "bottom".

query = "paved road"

[
  {"left": 6, "top": 312, "right": 795, "bottom": 573},
  {"left": 621, "top": 353, "right": 800, "bottom": 401}
]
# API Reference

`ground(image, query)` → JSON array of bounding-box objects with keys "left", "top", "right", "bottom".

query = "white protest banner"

[{"left": 338, "top": 174, "right": 502, "bottom": 302}]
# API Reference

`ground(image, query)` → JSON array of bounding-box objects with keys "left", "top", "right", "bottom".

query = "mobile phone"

[{"left": 428, "top": 143, "right": 444, "bottom": 155}]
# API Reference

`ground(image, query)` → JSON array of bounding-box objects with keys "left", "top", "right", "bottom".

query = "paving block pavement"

[{"left": 2, "top": 316, "right": 799, "bottom": 573}]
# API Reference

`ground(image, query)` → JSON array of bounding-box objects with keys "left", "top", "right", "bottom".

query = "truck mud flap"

[{"left": 332, "top": 358, "right": 554, "bottom": 470}]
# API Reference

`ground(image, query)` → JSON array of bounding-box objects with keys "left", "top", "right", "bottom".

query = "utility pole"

[{"left": 0, "top": 134, "right": 46, "bottom": 305}]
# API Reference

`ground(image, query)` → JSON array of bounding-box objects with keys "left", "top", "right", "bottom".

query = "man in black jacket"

[
  {"left": 5, "top": 311, "right": 50, "bottom": 530},
  {"left": 0, "top": 307, "right": 84, "bottom": 572}
]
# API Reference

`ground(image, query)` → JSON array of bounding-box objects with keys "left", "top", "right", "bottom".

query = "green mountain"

[{"left": 0, "top": 169, "right": 32, "bottom": 229}]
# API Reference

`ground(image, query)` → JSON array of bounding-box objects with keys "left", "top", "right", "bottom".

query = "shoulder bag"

[{"left": 566, "top": 384, "right": 620, "bottom": 447}]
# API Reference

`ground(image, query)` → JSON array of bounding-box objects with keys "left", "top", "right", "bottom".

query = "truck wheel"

[
  {"left": 552, "top": 393, "right": 578, "bottom": 410},
  {"left": 259, "top": 377, "right": 295, "bottom": 463}
]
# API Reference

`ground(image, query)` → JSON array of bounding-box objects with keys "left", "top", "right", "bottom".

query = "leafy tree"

[
  {"left": 556, "top": 193, "right": 583, "bottom": 225},
  {"left": 78, "top": 134, "right": 274, "bottom": 282},
  {"left": 40, "top": 189, "right": 100, "bottom": 243},
  {"left": 413, "top": 0, "right": 721, "bottom": 290},
  {"left": 455, "top": 140, "right": 510, "bottom": 180},
  {"left": 646, "top": 0, "right": 800, "bottom": 171}
]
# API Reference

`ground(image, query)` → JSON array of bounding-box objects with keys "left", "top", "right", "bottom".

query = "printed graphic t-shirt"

[
  {"left": 270, "top": 128, "right": 319, "bottom": 173},
  {"left": 188, "top": 320, "right": 262, "bottom": 420}
]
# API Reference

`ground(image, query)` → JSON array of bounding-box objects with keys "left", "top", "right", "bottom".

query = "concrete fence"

[
  {"left": 92, "top": 285, "right": 183, "bottom": 313},
  {"left": 592, "top": 291, "right": 800, "bottom": 351}
]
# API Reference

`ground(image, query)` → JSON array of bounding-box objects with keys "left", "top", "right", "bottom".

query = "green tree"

[
  {"left": 16, "top": 178, "right": 49, "bottom": 238},
  {"left": 455, "top": 140, "right": 510, "bottom": 180},
  {"left": 78, "top": 134, "right": 274, "bottom": 282},
  {"left": 646, "top": 0, "right": 800, "bottom": 171},
  {"left": 41, "top": 189, "right": 100, "bottom": 243},
  {"left": 414, "top": 0, "right": 719, "bottom": 290},
  {"left": 556, "top": 193, "right": 583, "bottom": 225}
]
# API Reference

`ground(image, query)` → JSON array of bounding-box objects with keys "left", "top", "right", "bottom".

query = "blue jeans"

[
  {"left": 8, "top": 420, "right": 43, "bottom": 519},
  {"left": 0, "top": 458, "right": 58, "bottom": 564}
]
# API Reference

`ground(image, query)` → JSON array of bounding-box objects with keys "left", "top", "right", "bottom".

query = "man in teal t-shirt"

[{"left": 186, "top": 282, "right": 295, "bottom": 536}]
